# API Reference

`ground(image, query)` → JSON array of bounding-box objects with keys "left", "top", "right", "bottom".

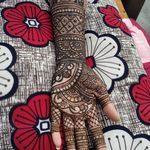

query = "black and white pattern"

[
  {"left": 87, "top": 0, "right": 99, "bottom": 4},
  {"left": 0, "top": 43, "right": 18, "bottom": 100},
  {"left": 0, "top": 0, "right": 150, "bottom": 149},
  {"left": 104, "top": 125, "right": 150, "bottom": 150}
]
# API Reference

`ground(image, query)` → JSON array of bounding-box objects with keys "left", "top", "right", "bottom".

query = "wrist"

[
  {"left": 52, "top": 1, "right": 86, "bottom": 62},
  {"left": 55, "top": 37, "right": 86, "bottom": 61},
  {"left": 56, "top": 58, "right": 86, "bottom": 65}
]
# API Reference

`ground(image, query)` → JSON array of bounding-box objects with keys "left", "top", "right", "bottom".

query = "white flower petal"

[
  {"left": 132, "top": 138, "right": 150, "bottom": 150},
  {"left": 93, "top": 35, "right": 119, "bottom": 60},
  {"left": 94, "top": 67, "right": 112, "bottom": 90},
  {"left": 0, "top": 43, "right": 18, "bottom": 100},
  {"left": 95, "top": 57, "right": 125, "bottom": 79},
  {"left": 0, "top": 70, "right": 14, "bottom": 97},
  {"left": 104, "top": 126, "right": 150, "bottom": 150},
  {"left": 85, "top": 32, "right": 119, "bottom": 59},
  {"left": 85, "top": 32, "right": 98, "bottom": 57},
  {"left": 0, "top": 45, "right": 13, "bottom": 69}
]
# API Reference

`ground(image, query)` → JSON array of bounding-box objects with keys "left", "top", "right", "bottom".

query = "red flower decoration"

[
  {"left": 9, "top": 92, "right": 63, "bottom": 150},
  {"left": 2, "top": 2, "right": 53, "bottom": 47},
  {"left": 98, "top": 5, "right": 131, "bottom": 36},
  {"left": 143, "top": 62, "right": 150, "bottom": 77},
  {"left": 130, "top": 75, "right": 150, "bottom": 125}
]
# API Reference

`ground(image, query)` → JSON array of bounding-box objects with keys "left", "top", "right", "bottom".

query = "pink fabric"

[
  {"left": 130, "top": 19, "right": 150, "bottom": 45},
  {"left": 123, "top": 18, "right": 150, "bottom": 63},
  {"left": 123, "top": 18, "right": 150, "bottom": 76}
]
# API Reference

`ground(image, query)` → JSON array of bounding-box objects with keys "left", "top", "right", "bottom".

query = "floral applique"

[
  {"left": 104, "top": 125, "right": 150, "bottom": 150},
  {"left": 85, "top": 30, "right": 128, "bottom": 93},
  {"left": 98, "top": 5, "right": 131, "bottom": 36},
  {"left": 0, "top": 43, "right": 18, "bottom": 100},
  {"left": 130, "top": 74, "right": 150, "bottom": 125},
  {"left": 2, "top": 2, "right": 54, "bottom": 47},
  {"left": 9, "top": 92, "right": 64, "bottom": 149}
]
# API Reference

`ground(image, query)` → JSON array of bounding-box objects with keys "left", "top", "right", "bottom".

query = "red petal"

[
  {"left": 99, "top": 7, "right": 107, "bottom": 15},
  {"left": 104, "top": 15, "right": 121, "bottom": 28},
  {"left": 120, "top": 23, "right": 131, "bottom": 35},
  {"left": 132, "top": 84, "right": 150, "bottom": 104},
  {"left": 37, "top": 134, "right": 55, "bottom": 150},
  {"left": 100, "top": 5, "right": 120, "bottom": 18},
  {"left": 13, "top": 128, "right": 39, "bottom": 149},
  {"left": 22, "top": 28, "right": 49, "bottom": 46},
  {"left": 37, "top": 11, "right": 54, "bottom": 40},
  {"left": 2, "top": 8, "right": 25, "bottom": 21},
  {"left": 138, "top": 104, "right": 150, "bottom": 124},
  {"left": 16, "top": 2, "right": 40, "bottom": 18},
  {"left": 132, "top": 76, "right": 150, "bottom": 104},
  {"left": 107, "top": 5, "right": 120, "bottom": 17},
  {"left": 40, "top": 24, "right": 54, "bottom": 41},
  {"left": 12, "top": 104, "right": 37, "bottom": 128},
  {"left": 37, "top": 10, "right": 50, "bottom": 22},
  {"left": 5, "top": 22, "right": 27, "bottom": 37},
  {"left": 28, "top": 93, "right": 51, "bottom": 119},
  {"left": 131, "top": 75, "right": 150, "bottom": 124}
]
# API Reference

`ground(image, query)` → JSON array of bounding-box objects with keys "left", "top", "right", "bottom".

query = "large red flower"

[
  {"left": 98, "top": 5, "right": 131, "bottom": 36},
  {"left": 2, "top": 2, "right": 53, "bottom": 47},
  {"left": 9, "top": 92, "right": 63, "bottom": 150},
  {"left": 130, "top": 75, "right": 150, "bottom": 125}
]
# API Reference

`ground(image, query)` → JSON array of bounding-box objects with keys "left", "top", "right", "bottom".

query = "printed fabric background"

[
  {"left": 0, "top": 0, "right": 56, "bottom": 149},
  {"left": 85, "top": 0, "right": 150, "bottom": 149},
  {"left": 0, "top": 0, "right": 150, "bottom": 150}
]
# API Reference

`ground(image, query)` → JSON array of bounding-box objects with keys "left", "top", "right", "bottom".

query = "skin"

[{"left": 50, "top": 0, "right": 120, "bottom": 149}]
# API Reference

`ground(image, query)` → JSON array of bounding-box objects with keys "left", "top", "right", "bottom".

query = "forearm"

[{"left": 51, "top": 0, "right": 85, "bottom": 61}]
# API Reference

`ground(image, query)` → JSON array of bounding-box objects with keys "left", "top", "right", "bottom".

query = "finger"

[
  {"left": 94, "top": 80, "right": 120, "bottom": 122},
  {"left": 94, "top": 80, "right": 112, "bottom": 108},
  {"left": 64, "top": 129, "right": 76, "bottom": 150},
  {"left": 74, "top": 118, "right": 88, "bottom": 150},
  {"left": 87, "top": 104, "right": 106, "bottom": 149},
  {"left": 52, "top": 132, "right": 62, "bottom": 149},
  {"left": 51, "top": 103, "right": 62, "bottom": 148},
  {"left": 103, "top": 103, "right": 120, "bottom": 122},
  {"left": 63, "top": 114, "right": 76, "bottom": 150},
  {"left": 51, "top": 102, "right": 61, "bottom": 132}
]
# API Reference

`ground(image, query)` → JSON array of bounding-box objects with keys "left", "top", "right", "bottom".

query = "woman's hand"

[{"left": 51, "top": 60, "right": 120, "bottom": 150}]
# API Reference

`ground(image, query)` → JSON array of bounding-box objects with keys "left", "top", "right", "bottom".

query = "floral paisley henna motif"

[
  {"left": 51, "top": 1, "right": 119, "bottom": 150},
  {"left": 52, "top": 61, "right": 82, "bottom": 92}
]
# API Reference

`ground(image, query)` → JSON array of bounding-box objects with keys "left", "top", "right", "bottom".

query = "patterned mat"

[{"left": 0, "top": 0, "right": 149, "bottom": 149}]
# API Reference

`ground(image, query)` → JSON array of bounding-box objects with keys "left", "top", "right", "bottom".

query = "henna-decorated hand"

[
  {"left": 51, "top": 60, "right": 120, "bottom": 150},
  {"left": 50, "top": 1, "right": 120, "bottom": 149}
]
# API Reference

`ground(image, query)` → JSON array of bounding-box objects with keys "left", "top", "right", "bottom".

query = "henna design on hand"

[
  {"left": 51, "top": 61, "right": 110, "bottom": 149},
  {"left": 52, "top": 60, "right": 110, "bottom": 116},
  {"left": 50, "top": 1, "right": 118, "bottom": 149}
]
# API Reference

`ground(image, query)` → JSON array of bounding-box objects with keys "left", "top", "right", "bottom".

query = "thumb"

[{"left": 103, "top": 103, "right": 120, "bottom": 122}]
